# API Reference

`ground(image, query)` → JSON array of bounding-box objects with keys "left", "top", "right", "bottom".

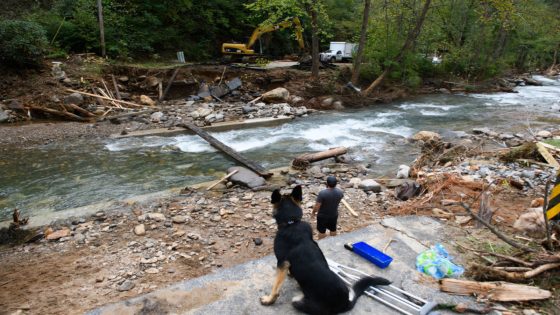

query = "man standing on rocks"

[{"left": 312, "top": 176, "right": 344, "bottom": 240}]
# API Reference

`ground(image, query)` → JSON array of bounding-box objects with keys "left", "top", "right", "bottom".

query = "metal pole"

[{"left": 97, "top": 0, "right": 106, "bottom": 57}]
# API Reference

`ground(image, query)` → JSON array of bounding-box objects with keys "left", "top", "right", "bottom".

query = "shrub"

[{"left": 0, "top": 20, "right": 48, "bottom": 68}]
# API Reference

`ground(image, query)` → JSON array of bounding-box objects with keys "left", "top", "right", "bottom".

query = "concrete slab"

[{"left": 87, "top": 216, "right": 483, "bottom": 315}]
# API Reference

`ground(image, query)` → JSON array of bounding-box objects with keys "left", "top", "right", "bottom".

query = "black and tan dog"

[{"left": 260, "top": 185, "right": 391, "bottom": 314}]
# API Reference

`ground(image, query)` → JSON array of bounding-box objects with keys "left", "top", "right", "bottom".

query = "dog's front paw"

[{"left": 260, "top": 294, "right": 279, "bottom": 305}]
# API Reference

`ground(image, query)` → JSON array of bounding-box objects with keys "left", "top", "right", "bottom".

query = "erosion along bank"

[{"left": 1, "top": 124, "right": 560, "bottom": 314}]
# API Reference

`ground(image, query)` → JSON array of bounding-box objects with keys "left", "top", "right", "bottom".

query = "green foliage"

[{"left": 0, "top": 19, "right": 48, "bottom": 68}]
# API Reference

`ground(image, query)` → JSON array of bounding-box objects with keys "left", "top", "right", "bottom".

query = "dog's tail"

[{"left": 346, "top": 276, "right": 391, "bottom": 311}]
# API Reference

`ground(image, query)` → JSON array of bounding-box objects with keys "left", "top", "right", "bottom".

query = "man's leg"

[
  {"left": 328, "top": 216, "right": 338, "bottom": 237},
  {"left": 317, "top": 217, "right": 327, "bottom": 240}
]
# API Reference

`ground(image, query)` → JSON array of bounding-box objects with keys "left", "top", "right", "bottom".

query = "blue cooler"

[{"left": 346, "top": 241, "right": 393, "bottom": 269}]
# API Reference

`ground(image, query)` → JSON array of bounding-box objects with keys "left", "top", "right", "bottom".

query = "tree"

[
  {"left": 351, "top": 0, "right": 371, "bottom": 84},
  {"left": 363, "top": 0, "right": 432, "bottom": 95}
]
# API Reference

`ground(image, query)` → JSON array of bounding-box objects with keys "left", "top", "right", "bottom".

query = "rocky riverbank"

[{"left": 1, "top": 126, "right": 560, "bottom": 314}]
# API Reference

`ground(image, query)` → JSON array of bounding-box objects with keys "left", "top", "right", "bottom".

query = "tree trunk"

[
  {"left": 292, "top": 147, "right": 347, "bottom": 168},
  {"left": 96, "top": 0, "right": 106, "bottom": 57},
  {"left": 351, "top": 0, "right": 372, "bottom": 84},
  {"left": 363, "top": 0, "right": 432, "bottom": 95},
  {"left": 310, "top": 0, "right": 320, "bottom": 79}
]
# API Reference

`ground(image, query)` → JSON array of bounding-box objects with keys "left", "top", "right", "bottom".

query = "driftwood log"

[
  {"left": 63, "top": 103, "right": 96, "bottom": 117},
  {"left": 29, "top": 106, "right": 89, "bottom": 121},
  {"left": 440, "top": 279, "right": 551, "bottom": 302},
  {"left": 292, "top": 147, "right": 347, "bottom": 168},
  {"left": 181, "top": 123, "right": 272, "bottom": 178}
]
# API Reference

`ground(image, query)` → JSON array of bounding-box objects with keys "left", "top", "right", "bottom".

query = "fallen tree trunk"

[
  {"left": 181, "top": 123, "right": 272, "bottom": 178},
  {"left": 440, "top": 279, "right": 551, "bottom": 302},
  {"left": 63, "top": 103, "right": 96, "bottom": 117},
  {"left": 29, "top": 106, "right": 89, "bottom": 121},
  {"left": 292, "top": 147, "right": 347, "bottom": 168}
]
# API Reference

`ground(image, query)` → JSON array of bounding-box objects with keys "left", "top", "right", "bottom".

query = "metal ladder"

[{"left": 328, "top": 259, "right": 438, "bottom": 315}]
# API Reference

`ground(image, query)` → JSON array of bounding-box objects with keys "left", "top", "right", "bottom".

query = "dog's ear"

[
  {"left": 271, "top": 189, "right": 282, "bottom": 204},
  {"left": 291, "top": 185, "right": 302, "bottom": 202}
]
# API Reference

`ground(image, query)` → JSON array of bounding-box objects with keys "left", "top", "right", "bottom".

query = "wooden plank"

[
  {"left": 67, "top": 89, "right": 144, "bottom": 107},
  {"left": 181, "top": 123, "right": 272, "bottom": 178},
  {"left": 111, "top": 74, "right": 121, "bottom": 100},
  {"left": 440, "top": 279, "right": 551, "bottom": 302},
  {"left": 341, "top": 199, "right": 358, "bottom": 217},
  {"left": 160, "top": 68, "right": 180, "bottom": 101},
  {"left": 206, "top": 170, "right": 239, "bottom": 191},
  {"left": 536, "top": 142, "right": 560, "bottom": 168},
  {"left": 538, "top": 141, "right": 560, "bottom": 153}
]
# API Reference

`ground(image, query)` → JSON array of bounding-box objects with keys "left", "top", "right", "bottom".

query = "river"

[{"left": 1, "top": 75, "right": 559, "bottom": 221}]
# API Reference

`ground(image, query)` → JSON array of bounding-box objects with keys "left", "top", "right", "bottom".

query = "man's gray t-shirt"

[{"left": 316, "top": 188, "right": 344, "bottom": 217}]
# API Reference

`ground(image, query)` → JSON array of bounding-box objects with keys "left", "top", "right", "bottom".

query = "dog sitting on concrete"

[{"left": 260, "top": 185, "right": 390, "bottom": 314}]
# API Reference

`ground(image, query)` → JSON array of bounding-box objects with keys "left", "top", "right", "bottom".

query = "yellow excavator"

[{"left": 221, "top": 17, "right": 304, "bottom": 57}]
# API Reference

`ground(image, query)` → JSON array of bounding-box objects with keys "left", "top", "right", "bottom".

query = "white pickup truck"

[{"left": 320, "top": 42, "right": 357, "bottom": 63}]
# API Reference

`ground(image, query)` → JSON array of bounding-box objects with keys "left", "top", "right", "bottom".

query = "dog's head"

[{"left": 271, "top": 185, "right": 303, "bottom": 225}]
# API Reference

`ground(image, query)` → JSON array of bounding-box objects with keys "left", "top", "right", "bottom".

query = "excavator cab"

[{"left": 221, "top": 17, "right": 304, "bottom": 59}]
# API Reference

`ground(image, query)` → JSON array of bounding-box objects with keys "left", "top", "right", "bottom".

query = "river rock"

[
  {"left": 536, "top": 130, "right": 552, "bottom": 138},
  {"left": 227, "top": 166, "right": 266, "bottom": 188},
  {"left": 145, "top": 268, "right": 159, "bottom": 274},
  {"left": 134, "top": 224, "right": 146, "bottom": 236},
  {"left": 145, "top": 76, "right": 160, "bottom": 88},
  {"left": 321, "top": 97, "right": 334, "bottom": 107},
  {"left": 140, "top": 95, "right": 156, "bottom": 106},
  {"left": 513, "top": 208, "right": 545, "bottom": 235},
  {"left": 0, "top": 109, "right": 9, "bottom": 123},
  {"left": 64, "top": 92, "right": 84, "bottom": 105},
  {"left": 332, "top": 101, "right": 344, "bottom": 110},
  {"left": 147, "top": 213, "right": 166, "bottom": 221},
  {"left": 412, "top": 131, "right": 441, "bottom": 141},
  {"left": 359, "top": 179, "right": 381, "bottom": 193},
  {"left": 472, "top": 127, "right": 490, "bottom": 135},
  {"left": 74, "top": 233, "right": 86, "bottom": 244},
  {"left": 150, "top": 111, "right": 164, "bottom": 122},
  {"left": 289, "top": 95, "right": 304, "bottom": 105},
  {"left": 46, "top": 228, "right": 70, "bottom": 241},
  {"left": 117, "top": 280, "right": 135, "bottom": 292},
  {"left": 349, "top": 178, "right": 362, "bottom": 188},
  {"left": 262, "top": 88, "right": 289, "bottom": 103},
  {"left": 172, "top": 215, "right": 188, "bottom": 224},
  {"left": 396, "top": 165, "right": 410, "bottom": 179}
]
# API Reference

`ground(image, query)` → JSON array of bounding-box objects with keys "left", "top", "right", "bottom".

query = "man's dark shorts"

[{"left": 317, "top": 215, "right": 337, "bottom": 233}]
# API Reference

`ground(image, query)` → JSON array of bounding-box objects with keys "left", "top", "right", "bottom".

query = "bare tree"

[{"left": 310, "top": 0, "right": 320, "bottom": 79}]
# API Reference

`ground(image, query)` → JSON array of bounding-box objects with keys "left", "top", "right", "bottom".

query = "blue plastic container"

[{"left": 351, "top": 241, "right": 393, "bottom": 269}]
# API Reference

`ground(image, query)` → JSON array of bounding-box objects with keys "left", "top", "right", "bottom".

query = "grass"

[{"left": 543, "top": 139, "right": 560, "bottom": 148}]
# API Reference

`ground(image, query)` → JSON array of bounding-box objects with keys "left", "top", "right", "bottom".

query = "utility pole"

[{"left": 97, "top": 0, "right": 106, "bottom": 57}]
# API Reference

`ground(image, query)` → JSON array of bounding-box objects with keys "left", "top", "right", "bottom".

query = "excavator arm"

[{"left": 222, "top": 17, "right": 304, "bottom": 56}]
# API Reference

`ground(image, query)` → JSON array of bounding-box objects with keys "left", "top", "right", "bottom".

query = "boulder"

[
  {"left": 321, "top": 97, "right": 334, "bottom": 107},
  {"left": 150, "top": 111, "right": 164, "bottom": 122},
  {"left": 349, "top": 178, "right": 362, "bottom": 188},
  {"left": 412, "top": 131, "right": 441, "bottom": 141},
  {"left": 226, "top": 166, "right": 266, "bottom": 188},
  {"left": 0, "top": 109, "right": 9, "bottom": 123},
  {"left": 332, "top": 101, "right": 344, "bottom": 110},
  {"left": 145, "top": 76, "right": 160, "bottom": 88},
  {"left": 396, "top": 165, "right": 410, "bottom": 179},
  {"left": 262, "top": 88, "right": 290, "bottom": 103},
  {"left": 134, "top": 224, "right": 146, "bottom": 236},
  {"left": 64, "top": 92, "right": 84, "bottom": 105},
  {"left": 536, "top": 130, "right": 552, "bottom": 138},
  {"left": 46, "top": 228, "right": 70, "bottom": 241},
  {"left": 359, "top": 179, "right": 381, "bottom": 193},
  {"left": 140, "top": 95, "right": 156, "bottom": 106},
  {"left": 513, "top": 208, "right": 545, "bottom": 236}
]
